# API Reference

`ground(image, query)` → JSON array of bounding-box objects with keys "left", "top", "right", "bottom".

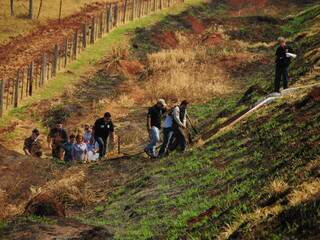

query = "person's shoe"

[{"left": 144, "top": 148, "right": 153, "bottom": 158}]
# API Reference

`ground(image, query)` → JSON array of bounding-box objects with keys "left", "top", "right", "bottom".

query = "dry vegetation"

[{"left": 0, "top": 0, "right": 106, "bottom": 44}]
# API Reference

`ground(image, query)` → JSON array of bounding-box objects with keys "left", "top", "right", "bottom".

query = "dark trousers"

[
  {"left": 159, "top": 127, "right": 174, "bottom": 157},
  {"left": 171, "top": 127, "right": 187, "bottom": 152},
  {"left": 275, "top": 65, "right": 289, "bottom": 92},
  {"left": 96, "top": 137, "right": 108, "bottom": 158}
]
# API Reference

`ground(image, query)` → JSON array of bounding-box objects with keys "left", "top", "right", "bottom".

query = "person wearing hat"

[
  {"left": 92, "top": 112, "right": 115, "bottom": 159},
  {"left": 23, "top": 128, "right": 43, "bottom": 158},
  {"left": 47, "top": 122, "right": 68, "bottom": 160},
  {"left": 144, "top": 99, "right": 167, "bottom": 158},
  {"left": 274, "top": 37, "right": 296, "bottom": 93}
]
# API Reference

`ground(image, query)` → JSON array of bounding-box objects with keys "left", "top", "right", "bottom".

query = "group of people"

[
  {"left": 144, "top": 99, "right": 191, "bottom": 158},
  {"left": 23, "top": 36, "right": 295, "bottom": 162},
  {"left": 23, "top": 99, "right": 191, "bottom": 162},
  {"left": 23, "top": 112, "right": 115, "bottom": 163}
]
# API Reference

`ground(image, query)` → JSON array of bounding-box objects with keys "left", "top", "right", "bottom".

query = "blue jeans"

[
  {"left": 145, "top": 126, "right": 160, "bottom": 157},
  {"left": 96, "top": 137, "right": 108, "bottom": 158},
  {"left": 159, "top": 127, "right": 174, "bottom": 157}
]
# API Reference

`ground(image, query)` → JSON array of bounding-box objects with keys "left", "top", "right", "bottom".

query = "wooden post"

[
  {"left": 28, "top": 62, "right": 34, "bottom": 96},
  {"left": 10, "top": 0, "right": 14, "bottom": 16},
  {"left": 64, "top": 37, "right": 68, "bottom": 67},
  {"left": 90, "top": 17, "right": 95, "bottom": 44},
  {"left": 52, "top": 45, "right": 59, "bottom": 77},
  {"left": 123, "top": 0, "right": 127, "bottom": 23},
  {"left": 139, "top": 0, "right": 142, "bottom": 18},
  {"left": 82, "top": 23, "right": 87, "bottom": 48},
  {"left": 0, "top": 79, "right": 5, "bottom": 117},
  {"left": 73, "top": 29, "right": 78, "bottom": 59},
  {"left": 99, "top": 13, "right": 103, "bottom": 37},
  {"left": 20, "top": 69, "right": 24, "bottom": 100},
  {"left": 41, "top": 53, "right": 47, "bottom": 85},
  {"left": 114, "top": 4, "right": 118, "bottom": 27},
  {"left": 14, "top": 70, "right": 20, "bottom": 108},
  {"left": 29, "top": 0, "right": 33, "bottom": 19},
  {"left": 118, "top": 136, "right": 121, "bottom": 154},
  {"left": 106, "top": 4, "right": 112, "bottom": 32},
  {"left": 132, "top": 0, "right": 135, "bottom": 20}
]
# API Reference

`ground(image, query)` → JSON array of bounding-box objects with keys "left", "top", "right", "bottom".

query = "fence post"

[
  {"left": 0, "top": 79, "right": 5, "bottom": 117},
  {"left": 28, "top": 62, "right": 34, "bottom": 96},
  {"left": 123, "top": 0, "right": 127, "bottom": 23},
  {"left": 82, "top": 23, "right": 87, "bottom": 48},
  {"left": 52, "top": 45, "right": 59, "bottom": 77},
  {"left": 41, "top": 53, "right": 47, "bottom": 85},
  {"left": 90, "top": 17, "right": 95, "bottom": 44},
  {"left": 20, "top": 69, "right": 24, "bottom": 100},
  {"left": 139, "top": 0, "right": 142, "bottom": 18},
  {"left": 73, "top": 29, "right": 78, "bottom": 59},
  {"left": 64, "top": 37, "right": 68, "bottom": 67},
  {"left": 14, "top": 70, "right": 20, "bottom": 108},
  {"left": 114, "top": 3, "right": 119, "bottom": 27},
  {"left": 118, "top": 136, "right": 121, "bottom": 154},
  {"left": 106, "top": 4, "right": 112, "bottom": 32},
  {"left": 99, "top": 13, "right": 103, "bottom": 37}
]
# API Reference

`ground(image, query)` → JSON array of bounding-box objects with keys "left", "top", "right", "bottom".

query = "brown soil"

[
  {"left": 2, "top": 217, "right": 113, "bottom": 240},
  {"left": 184, "top": 16, "right": 205, "bottom": 34},
  {"left": 202, "top": 33, "right": 224, "bottom": 46},
  {"left": 309, "top": 87, "right": 320, "bottom": 102},
  {"left": 24, "top": 193, "right": 66, "bottom": 217},
  {"left": 119, "top": 60, "right": 145, "bottom": 76},
  {"left": 152, "top": 31, "right": 179, "bottom": 49}
]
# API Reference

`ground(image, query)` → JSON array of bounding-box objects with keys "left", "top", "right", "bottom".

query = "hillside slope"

[{"left": 0, "top": 0, "right": 319, "bottom": 239}]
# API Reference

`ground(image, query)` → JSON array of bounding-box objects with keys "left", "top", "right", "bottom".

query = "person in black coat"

[{"left": 274, "top": 37, "right": 295, "bottom": 93}]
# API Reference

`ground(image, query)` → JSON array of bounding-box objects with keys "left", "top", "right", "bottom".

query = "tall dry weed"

[
  {"left": 145, "top": 53, "right": 231, "bottom": 102},
  {"left": 30, "top": 170, "right": 92, "bottom": 208}
]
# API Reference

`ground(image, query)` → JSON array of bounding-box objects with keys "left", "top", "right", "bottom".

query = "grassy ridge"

[{"left": 72, "top": 2, "right": 320, "bottom": 239}]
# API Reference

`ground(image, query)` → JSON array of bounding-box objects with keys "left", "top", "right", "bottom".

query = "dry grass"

[
  {"left": 0, "top": 0, "right": 106, "bottom": 44},
  {"left": 30, "top": 169, "right": 92, "bottom": 208},
  {"left": 288, "top": 179, "right": 320, "bottom": 206},
  {"left": 218, "top": 205, "right": 283, "bottom": 240},
  {"left": 268, "top": 179, "right": 289, "bottom": 195},
  {"left": 145, "top": 45, "right": 232, "bottom": 102}
]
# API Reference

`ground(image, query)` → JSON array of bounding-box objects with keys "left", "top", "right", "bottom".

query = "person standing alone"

[
  {"left": 92, "top": 112, "right": 115, "bottom": 159},
  {"left": 274, "top": 37, "right": 296, "bottom": 93},
  {"left": 144, "top": 99, "right": 167, "bottom": 158}
]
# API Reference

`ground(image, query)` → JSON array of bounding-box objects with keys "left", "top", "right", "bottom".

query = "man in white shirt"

[
  {"left": 171, "top": 100, "right": 189, "bottom": 152},
  {"left": 158, "top": 110, "right": 174, "bottom": 157}
]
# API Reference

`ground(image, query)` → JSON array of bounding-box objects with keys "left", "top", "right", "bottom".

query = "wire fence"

[{"left": 0, "top": 0, "right": 184, "bottom": 117}]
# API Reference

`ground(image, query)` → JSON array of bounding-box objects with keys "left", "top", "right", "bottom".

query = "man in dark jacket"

[
  {"left": 92, "top": 112, "right": 115, "bottom": 159},
  {"left": 47, "top": 122, "right": 68, "bottom": 160},
  {"left": 274, "top": 37, "right": 295, "bottom": 93},
  {"left": 24, "top": 129, "right": 43, "bottom": 158},
  {"left": 144, "top": 99, "right": 166, "bottom": 158}
]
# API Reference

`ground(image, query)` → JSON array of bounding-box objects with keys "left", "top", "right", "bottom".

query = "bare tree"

[{"left": 10, "top": 0, "right": 14, "bottom": 16}]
